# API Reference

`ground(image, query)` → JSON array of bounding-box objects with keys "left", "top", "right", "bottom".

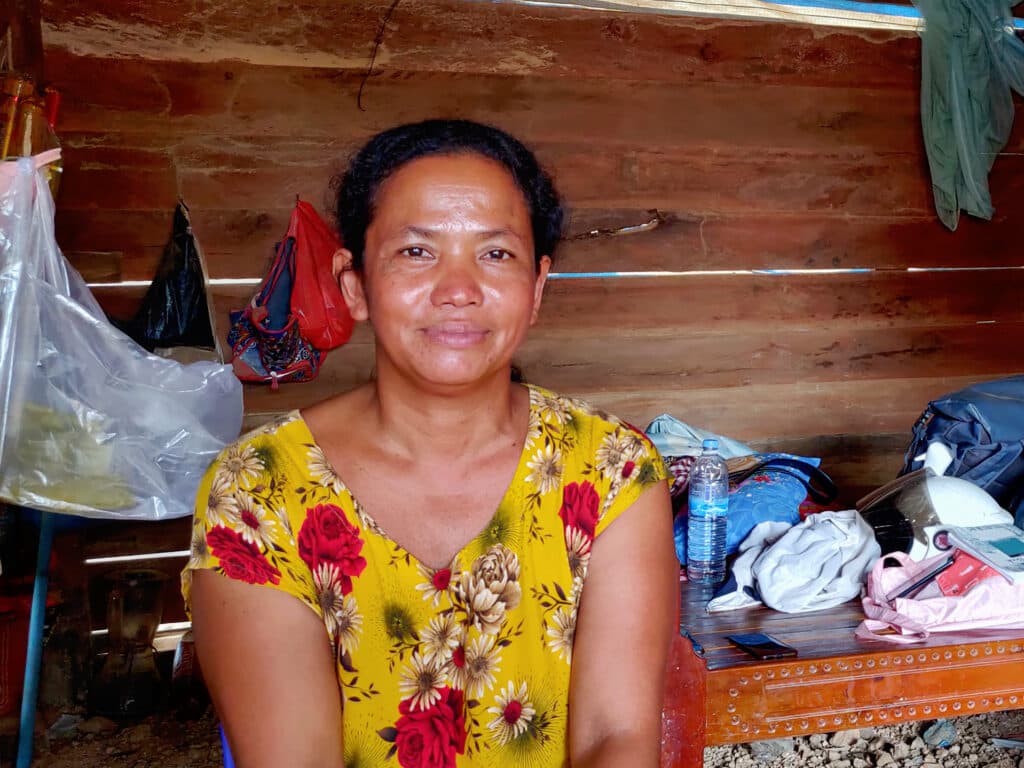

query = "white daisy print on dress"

[
  {"left": 525, "top": 444, "right": 562, "bottom": 496},
  {"left": 218, "top": 443, "right": 264, "bottom": 487},
  {"left": 487, "top": 680, "right": 536, "bottom": 745}
]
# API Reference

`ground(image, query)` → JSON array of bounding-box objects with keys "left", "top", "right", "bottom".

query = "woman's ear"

[
  {"left": 334, "top": 248, "right": 370, "bottom": 322},
  {"left": 529, "top": 255, "right": 551, "bottom": 326}
]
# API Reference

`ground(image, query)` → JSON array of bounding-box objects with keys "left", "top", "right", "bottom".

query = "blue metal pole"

[
  {"left": 16, "top": 510, "right": 55, "bottom": 768},
  {"left": 219, "top": 724, "right": 236, "bottom": 768}
]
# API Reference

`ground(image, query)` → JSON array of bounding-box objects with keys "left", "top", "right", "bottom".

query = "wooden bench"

[{"left": 659, "top": 583, "right": 1024, "bottom": 766}]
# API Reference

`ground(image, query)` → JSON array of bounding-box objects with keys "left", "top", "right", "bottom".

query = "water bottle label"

[{"left": 690, "top": 481, "right": 728, "bottom": 516}]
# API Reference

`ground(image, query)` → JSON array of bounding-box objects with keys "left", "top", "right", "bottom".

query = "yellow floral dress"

[{"left": 182, "top": 384, "right": 666, "bottom": 768}]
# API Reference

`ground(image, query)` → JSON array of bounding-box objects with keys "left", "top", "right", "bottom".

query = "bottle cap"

[{"left": 702, "top": 438, "right": 719, "bottom": 450}]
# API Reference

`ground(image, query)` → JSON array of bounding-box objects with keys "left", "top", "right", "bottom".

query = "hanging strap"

[{"left": 728, "top": 457, "right": 839, "bottom": 505}]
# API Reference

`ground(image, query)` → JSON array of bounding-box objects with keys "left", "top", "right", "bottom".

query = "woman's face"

[{"left": 339, "top": 153, "right": 550, "bottom": 391}]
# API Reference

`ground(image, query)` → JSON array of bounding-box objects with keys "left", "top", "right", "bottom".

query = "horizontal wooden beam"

[
  {"left": 238, "top": 372, "right": 1008, "bottom": 443},
  {"left": 515, "top": 322, "right": 1024, "bottom": 391},
  {"left": 56, "top": 140, "right": 946, "bottom": 220},
  {"left": 42, "top": 0, "right": 918, "bottom": 87},
  {"left": 58, "top": 201, "right": 1024, "bottom": 279},
  {"left": 46, "top": 54, "right": 926, "bottom": 153},
  {"left": 91, "top": 267, "right": 1024, "bottom": 337}
]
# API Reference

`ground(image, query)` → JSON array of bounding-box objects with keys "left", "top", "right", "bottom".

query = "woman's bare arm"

[
  {"left": 568, "top": 481, "right": 679, "bottom": 768},
  {"left": 191, "top": 570, "right": 345, "bottom": 768}
]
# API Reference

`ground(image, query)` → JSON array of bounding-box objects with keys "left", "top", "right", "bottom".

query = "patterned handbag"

[{"left": 227, "top": 237, "right": 324, "bottom": 389}]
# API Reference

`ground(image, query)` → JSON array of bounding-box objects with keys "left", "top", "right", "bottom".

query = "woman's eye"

[{"left": 484, "top": 249, "right": 513, "bottom": 261}]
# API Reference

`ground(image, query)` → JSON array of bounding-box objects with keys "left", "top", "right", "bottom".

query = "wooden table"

[{"left": 660, "top": 580, "right": 1024, "bottom": 767}]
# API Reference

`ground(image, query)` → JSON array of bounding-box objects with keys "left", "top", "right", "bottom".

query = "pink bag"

[{"left": 857, "top": 551, "right": 1024, "bottom": 643}]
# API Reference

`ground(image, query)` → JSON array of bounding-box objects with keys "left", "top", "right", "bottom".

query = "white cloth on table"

[{"left": 708, "top": 510, "right": 881, "bottom": 614}]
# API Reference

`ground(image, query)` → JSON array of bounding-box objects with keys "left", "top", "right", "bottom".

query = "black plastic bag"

[{"left": 117, "top": 202, "right": 215, "bottom": 351}]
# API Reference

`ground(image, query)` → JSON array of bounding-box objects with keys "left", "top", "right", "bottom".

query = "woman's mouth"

[{"left": 422, "top": 322, "right": 490, "bottom": 347}]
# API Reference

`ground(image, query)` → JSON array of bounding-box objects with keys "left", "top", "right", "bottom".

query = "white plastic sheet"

[{"left": 0, "top": 151, "right": 243, "bottom": 519}]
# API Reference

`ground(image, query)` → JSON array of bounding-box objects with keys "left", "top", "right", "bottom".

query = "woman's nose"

[{"left": 430, "top": 259, "right": 484, "bottom": 307}]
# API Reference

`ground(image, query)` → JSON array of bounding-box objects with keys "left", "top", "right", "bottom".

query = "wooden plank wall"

[{"left": 42, "top": 0, "right": 1024, "bottom": 526}]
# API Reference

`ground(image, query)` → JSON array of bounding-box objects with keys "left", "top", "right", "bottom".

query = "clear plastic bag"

[{"left": 0, "top": 151, "right": 243, "bottom": 519}]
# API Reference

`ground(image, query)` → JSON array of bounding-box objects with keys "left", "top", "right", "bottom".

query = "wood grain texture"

[
  {"left": 47, "top": 58, "right": 924, "bottom": 154},
  {"left": 49, "top": 0, "right": 1024, "bottom": 491},
  {"left": 163, "top": 141, "right": 937, "bottom": 215},
  {"left": 238, "top": 375, "right": 1001, "bottom": 444},
  {"left": 155, "top": 266, "right": 1022, "bottom": 442},
  {"left": 544, "top": 375, "right": 1005, "bottom": 442},
  {"left": 59, "top": 204, "right": 1024, "bottom": 281},
  {"left": 9, "top": 0, "right": 45, "bottom": 81},
  {"left": 515, "top": 322, "right": 1024, "bottom": 392},
  {"left": 59, "top": 163, "right": 179, "bottom": 212},
  {"left": 532, "top": 272, "right": 1024, "bottom": 334},
  {"left": 88, "top": 264, "right": 1023, "bottom": 335},
  {"left": 557, "top": 210, "right": 1024, "bottom": 271},
  {"left": 60, "top": 250, "right": 121, "bottom": 283},
  {"left": 42, "top": 0, "right": 920, "bottom": 88},
  {"left": 678, "top": 581, "right": 1024, "bottom": 746},
  {"left": 660, "top": 632, "right": 707, "bottom": 768}
]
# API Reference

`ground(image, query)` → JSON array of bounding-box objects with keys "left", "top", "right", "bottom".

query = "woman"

[{"left": 184, "top": 119, "right": 678, "bottom": 768}]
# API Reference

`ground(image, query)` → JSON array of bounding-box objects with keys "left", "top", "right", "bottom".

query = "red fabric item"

[
  {"left": 798, "top": 498, "right": 843, "bottom": 519},
  {"left": 289, "top": 200, "right": 354, "bottom": 351}
]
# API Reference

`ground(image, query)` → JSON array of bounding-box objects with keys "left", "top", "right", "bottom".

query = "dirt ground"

[
  {"left": 16, "top": 708, "right": 1024, "bottom": 767},
  {"left": 24, "top": 712, "right": 224, "bottom": 768}
]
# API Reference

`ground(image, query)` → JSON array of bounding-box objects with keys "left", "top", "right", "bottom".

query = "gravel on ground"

[{"left": 22, "top": 708, "right": 1024, "bottom": 767}]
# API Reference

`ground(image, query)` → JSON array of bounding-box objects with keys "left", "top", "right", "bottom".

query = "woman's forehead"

[{"left": 371, "top": 154, "right": 532, "bottom": 232}]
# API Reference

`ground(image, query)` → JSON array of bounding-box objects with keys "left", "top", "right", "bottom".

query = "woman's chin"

[
  {"left": 420, "top": 370, "right": 500, "bottom": 390},
  {"left": 405, "top": 358, "right": 509, "bottom": 390}
]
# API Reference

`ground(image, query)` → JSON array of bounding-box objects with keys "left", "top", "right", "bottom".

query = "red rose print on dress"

[
  {"left": 207, "top": 526, "right": 281, "bottom": 585},
  {"left": 382, "top": 686, "right": 467, "bottom": 768},
  {"left": 298, "top": 504, "right": 367, "bottom": 595},
  {"left": 558, "top": 481, "right": 600, "bottom": 539}
]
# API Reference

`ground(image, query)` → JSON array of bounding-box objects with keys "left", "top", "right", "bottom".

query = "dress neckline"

[{"left": 293, "top": 384, "right": 539, "bottom": 571}]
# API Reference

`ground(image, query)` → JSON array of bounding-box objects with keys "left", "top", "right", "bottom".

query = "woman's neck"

[{"left": 364, "top": 368, "right": 528, "bottom": 463}]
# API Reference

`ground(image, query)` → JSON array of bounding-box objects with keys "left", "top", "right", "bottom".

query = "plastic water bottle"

[{"left": 687, "top": 438, "right": 729, "bottom": 583}]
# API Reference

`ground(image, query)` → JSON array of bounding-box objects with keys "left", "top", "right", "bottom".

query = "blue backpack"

[{"left": 902, "top": 375, "right": 1024, "bottom": 527}]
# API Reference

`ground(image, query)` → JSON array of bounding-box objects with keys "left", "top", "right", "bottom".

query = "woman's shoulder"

[
  {"left": 230, "top": 410, "right": 307, "bottom": 451},
  {"left": 523, "top": 385, "right": 667, "bottom": 542},
  {"left": 524, "top": 384, "right": 665, "bottom": 489},
  {"left": 526, "top": 384, "right": 654, "bottom": 448},
  {"left": 203, "top": 410, "right": 310, "bottom": 480}
]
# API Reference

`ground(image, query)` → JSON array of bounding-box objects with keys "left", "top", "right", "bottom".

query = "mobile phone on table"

[{"left": 726, "top": 632, "right": 798, "bottom": 660}]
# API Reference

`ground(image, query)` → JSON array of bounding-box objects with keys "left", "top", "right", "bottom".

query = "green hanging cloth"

[{"left": 912, "top": 0, "right": 1024, "bottom": 230}]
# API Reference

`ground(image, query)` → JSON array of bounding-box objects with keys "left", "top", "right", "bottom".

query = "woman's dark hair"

[{"left": 335, "top": 119, "right": 564, "bottom": 269}]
